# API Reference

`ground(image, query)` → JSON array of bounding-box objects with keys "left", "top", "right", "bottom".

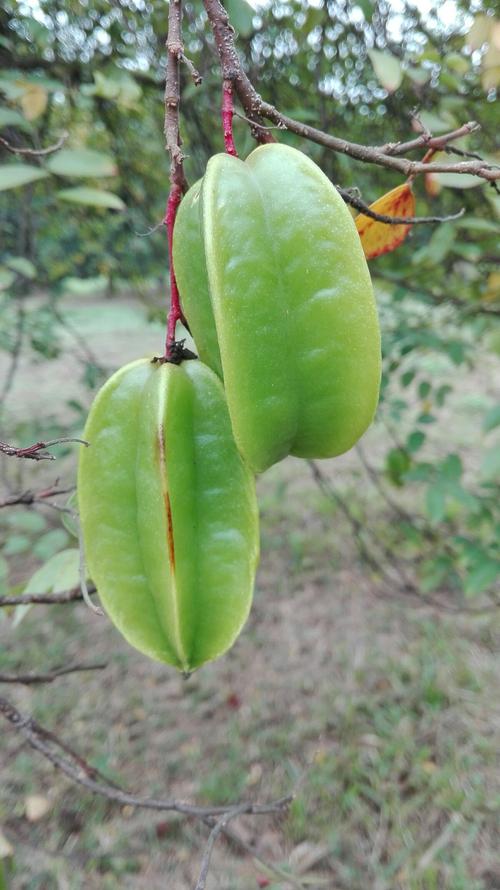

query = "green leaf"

[
  {"left": 483, "top": 404, "right": 500, "bottom": 433},
  {"left": 0, "top": 164, "right": 49, "bottom": 191},
  {"left": 0, "top": 268, "right": 15, "bottom": 291},
  {"left": 426, "top": 486, "right": 446, "bottom": 523},
  {"left": 406, "top": 430, "right": 426, "bottom": 453},
  {"left": 225, "top": 0, "right": 255, "bottom": 37},
  {"left": 46, "top": 149, "right": 117, "bottom": 178},
  {"left": 0, "top": 106, "right": 32, "bottom": 131},
  {"left": 368, "top": 50, "right": 403, "bottom": 92},
  {"left": 5, "top": 256, "right": 36, "bottom": 279},
  {"left": 24, "top": 548, "right": 80, "bottom": 594},
  {"left": 13, "top": 548, "right": 80, "bottom": 627},
  {"left": 6, "top": 511, "right": 46, "bottom": 533},
  {"left": 56, "top": 187, "right": 125, "bottom": 210},
  {"left": 481, "top": 447, "right": 500, "bottom": 480},
  {"left": 33, "top": 529, "right": 69, "bottom": 560},
  {"left": 440, "top": 454, "right": 462, "bottom": 482},
  {"left": 464, "top": 561, "right": 500, "bottom": 596},
  {"left": 3, "top": 535, "right": 31, "bottom": 556},
  {"left": 385, "top": 447, "right": 411, "bottom": 487}
]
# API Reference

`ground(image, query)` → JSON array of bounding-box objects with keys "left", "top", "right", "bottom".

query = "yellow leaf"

[
  {"left": 19, "top": 83, "right": 48, "bottom": 121},
  {"left": 355, "top": 183, "right": 415, "bottom": 260},
  {"left": 483, "top": 272, "right": 500, "bottom": 302}
]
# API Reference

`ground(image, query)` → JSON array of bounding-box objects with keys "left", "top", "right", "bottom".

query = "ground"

[{"left": 0, "top": 293, "right": 499, "bottom": 889}]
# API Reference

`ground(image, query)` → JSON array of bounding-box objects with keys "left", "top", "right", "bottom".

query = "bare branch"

[
  {"left": 338, "top": 187, "right": 465, "bottom": 226},
  {"left": 164, "top": 0, "right": 187, "bottom": 192},
  {"left": 180, "top": 51, "right": 202, "bottom": 86},
  {"left": 379, "top": 121, "right": 481, "bottom": 156},
  {"left": 0, "top": 694, "right": 292, "bottom": 820},
  {"left": 195, "top": 806, "right": 248, "bottom": 890},
  {"left": 0, "top": 437, "right": 88, "bottom": 461},
  {"left": 0, "top": 131, "right": 68, "bottom": 157},
  {"left": 202, "top": 0, "right": 499, "bottom": 182},
  {"left": 0, "top": 483, "right": 74, "bottom": 509},
  {"left": 0, "top": 584, "right": 93, "bottom": 607},
  {"left": 0, "top": 662, "right": 107, "bottom": 686}
]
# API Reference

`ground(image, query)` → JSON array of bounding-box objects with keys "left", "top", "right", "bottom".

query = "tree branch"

[
  {"left": 0, "top": 662, "right": 107, "bottom": 685},
  {"left": 0, "top": 585, "right": 94, "bottom": 607},
  {"left": 338, "top": 188, "right": 464, "bottom": 226},
  {"left": 0, "top": 132, "right": 68, "bottom": 157},
  {"left": 0, "top": 438, "right": 88, "bottom": 461},
  {"left": 202, "top": 0, "right": 499, "bottom": 182},
  {"left": 0, "top": 694, "right": 292, "bottom": 820}
]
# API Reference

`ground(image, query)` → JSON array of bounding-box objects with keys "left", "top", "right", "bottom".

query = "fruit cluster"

[{"left": 78, "top": 144, "right": 381, "bottom": 672}]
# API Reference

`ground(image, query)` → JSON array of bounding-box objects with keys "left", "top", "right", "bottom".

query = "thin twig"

[
  {"left": 0, "top": 694, "right": 292, "bottom": 819},
  {"left": 338, "top": 187, "right": 465, "bottom": 225},
  {"left": 0, "top": 483, "right": 74, "bottom": 509},
  {"left": 195, "top": 805, "right": 248, "bottom": 890},
  {"left": 180, "top": 52, "right": 202, "bottom": 85},
  {"left": 0, "top": 585, "right": 93, "bottom": 607},
  {"left": 0, "top": 437, "right": 88, "bottom": 461},
  {"left": 0, "top": 662, "right": 107, "bottom": 685},
  {"left": 0, "top": 132, "right": 68, "bottom": 157}
]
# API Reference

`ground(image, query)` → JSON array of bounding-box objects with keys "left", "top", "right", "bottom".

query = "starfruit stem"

[
  {"left": 164, "top": 184, "right": 185, "bottom": 359},
  {"left": 222, "top": 80, "right": 238, "bottom": 157}
]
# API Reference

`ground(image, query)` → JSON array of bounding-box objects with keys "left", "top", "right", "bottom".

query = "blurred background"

[{"left": 0, "top": 1, "right": 499, "bottom": 887}]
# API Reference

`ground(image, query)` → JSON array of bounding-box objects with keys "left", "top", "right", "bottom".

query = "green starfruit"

[
  {"left": 173, "top": 143, "right": 381, "bottom": 474},
  {"left": 78, "top": 358, "right": 259, "bottom": 672}
]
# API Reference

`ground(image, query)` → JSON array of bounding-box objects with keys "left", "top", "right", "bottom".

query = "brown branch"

[
  {"left": 195, "top": 806, "right": 248, "bottom": 890},
  {"left": 379, "top": 121, "right": 480, "bottom": 156},
  {"left": 338, "top": 188, "right": 465, "bottom": 226},
  {"left": 202, "top": 0, "right": 499, "bottom": 182},
  {"left": 0, "top": 483, "right": 74, "bottom": 509},
  {"left": 0, "top": 584, "right": 94, "bottom": 607},
  {"left": 202, "top": 817, "right": 306, "bottom": 889},
  {"left": 180, "top": 52, "right": 202, "bottom": 86},
  {"left": 164, "top": 0, "right": 187, "bottom": 192},
  {"left": 0, "top": 132, "right": 68, "bottom": 157},
  {"left": 0, "top": 437, "right": 88, "bottom": 461},
  {"left": 0, "top": 662, "right": 107, "bottom": 686},
  {"left": 0, "top": 694, "right": 292, "bottom": 820}
]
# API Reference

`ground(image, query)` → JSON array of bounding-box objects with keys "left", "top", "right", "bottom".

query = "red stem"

[
  {"left": 164, "top": 184, "right": 183, "bottom": 358},
  {"left": 222, "top": 80, "right": 238, "bottom": 157}
]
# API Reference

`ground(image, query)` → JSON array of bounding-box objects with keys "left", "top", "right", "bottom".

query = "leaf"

[
  {"left": 5, "top": 256, "right": 36, "bottom": 279},
  {"left": 13, "top": 548, "right": 80, "bottom": 627},
  {"left": 61, "top": 275, "right": 109, "bottom": 296},
  {"left": 33, "top": 529, "right": 69, "bottom": 560},
  {"left": 19, "top": 83, "right": 48, "bottom": 120},
  {"left": 0, "top": 107, "right": 32, "bottom": 131},
  {"left": 483, "top": 272, "right": 500, "bottom": 302},
  {"left": 47, "top": 148, "right": 117, "bottom": 178},
  {"left": 355, "top": 183, "right": 415, "bottom": 260},
  {"left": 367, "top": 49, "right": 403, "bottom": 92},
  {"left": 0, "top": 268, "right": 15, "bottom": 291},
  {"left": 464, "top": 561, "right": 500, "bottom": 596},
  {"left": 225, "top": 0, "right": 255, "bottom": 37},
  {"left": 426, "top": 486, "right": 446, "bottom": 523},
  {"left": 481, "top": 447, "right": 500, "bottom": 480},
  {"left": 56, "top": 187, "right": 125, "bottom": 210},
  {"left": 483, "top": 404, "right": 500, "bottom": 432},
  {"left": 0, "top": 164, "right": 49, "bottom": 191},
  {"left": 385, "top": 447, "right": 411, "bottom": 486}
]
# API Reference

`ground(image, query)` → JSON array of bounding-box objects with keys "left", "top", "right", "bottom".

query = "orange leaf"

[{"left": 355, "top": 183, "right": 415, "bottom": 260}]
